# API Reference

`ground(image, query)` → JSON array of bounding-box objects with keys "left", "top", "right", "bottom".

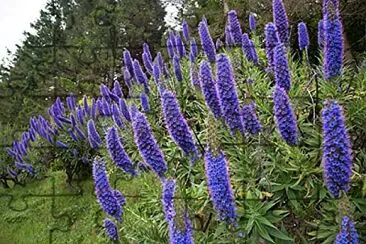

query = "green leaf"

[{"left": 267, "top": 227, "right": 294, "bottom": 241}]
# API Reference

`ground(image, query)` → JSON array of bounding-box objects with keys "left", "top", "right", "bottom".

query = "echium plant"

[
  {"left": 227, "top": 10, "right": 242, "bottom": 46},
  {"left": 273, "top": 0, "right": 289, "bottom": 44},
  {"left": 298, "top": 22, "right": 309, "bottom": 50},
  {"left": 321, "top": 100, "right": 352, "bottom": 198},
  {"left": 274, "top": 43, "right": 292, "bottom": 91},
  {"left": 103, "top": 218, "right": 119, "bottom": 241},
  {"left": 335, "top": 216, "right": 359, "bottom": 244},
  {"left": 265, "top": 22, "right": 280, "bottom": 71},
  {"left": 198, "top": 17, "right": 216, "bottom": 63}
]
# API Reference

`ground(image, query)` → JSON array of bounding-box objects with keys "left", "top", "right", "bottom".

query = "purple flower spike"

[
  {"left": 167, "top": 39, "right": 175, "bottom": 59},
  {"left": 130, "top": 105, "right": 167, "bottom": 179},
  {"left": 113, "top": 80, "right": 123, "bottom": 98},
  {"left": 242, "top": 102, "right": 262, "bottom": 134},
  {"left": 273, "top": 0, "right": 289, "bottom": 44},
  {"left": 83, "top": 96, "right": 90, "bottom": 116},
  {"left": 142, "top": 52, "right": 153, "bottom": 74},
  {"left": 335, "top": 216, "right": 359, "bottom": 244},
  {"left": 227, "top": 10, "right": 242, "bottom": 45},
  {"left": 100, "top": 84, "right": 111, "bottom": 103},
  {"left": 273, "top": 86, "right": 298, "bottom": 145},
  {"left": 198, "top": 18, "right": 216, "bottom": 62},
  {"left": 66, "top": 95, "right": 76, "bottom": 111},
  {"left": 140, "top": 93, "right": 150, "bottom": 113},
  {"left": 56, "top": 140, "right": 68, "bottom": 149},
  {"left": 173, "top": 55, "right": 183, "bottom": 82},
  {"left": 93, "top": 158, "right": 122, "bottom": 221},
  {"left": 225, "top": 25, "right": 233, "bottom": 47},
  {"left": 75, "top": 125, "right": 86, "bottom": 140},
  {"left": 123, "top": 66, "right": 133, "bottom": 89},
  {"left": 156, "top": 51, "right": 164, "bottom": 70},
  {"left": 318, "top": 20, "right": 325, "bottom": 49},
  {"left": 106, "top": 126, "right": 136, "bottom": 176},
  {"left": 113, "top": 190, "right": 126, "bottom": 207},
  {"left": 175, "top": 34, "right": 186, "bottom": 58},
  {"left": 242, "top": 34, "right": 259, "bottom": 65},
  {"left": 298, "top": 22, "right": 310, "bottom": 50},
  {"left": 119, "top": 98, "right": 131, "bottom": 122},
  {"left": 182, "top": 20, "right": 190, "bottom": 41},
  {"left": 265, "top": 22, "right": 280, "bottom": 71},
  {"left": 87, "top": 119, "right": 101, "bottom": 149},
  {"left": 162, "top": 178, "right": 176, "bottom": 222},
  {"left": 8, "top": 169, "right": 17, "bottom": 178},
  {"left": 249, "top": 13, "right": 256, "bottom": 31},
  {"left": 169, "top": 216, "right": 194, "bottom": 244},
  {"left": 274, "top": 43, "right": 291, "bottom": 91},
  {"left": 190, "top": 38, "right": 198, "bottom": 59},
  {"left": 143, "top": 42, "right": 153, "bottom": 61},
  {"left": 103, "top": 219, "right": 119, "bottom": 241},
  {"left": 199, "top": 61, "right": 222, "bottom": 119},
  {"left": 216, "top": 54, "right": 245, "bottom": 135},
  {"left": 15, "top": 162, "right": 35, "bottom": 175},
  {"left": 133, "top": 59, "right": 149, "bottom": 94},
  {"left": 153, "top": 62, "right": 161, "bottom": 84},
  {"left": 204, "top": 149, "right": 237, "bottom": 226},
  {"left": 111, "top": 104, "right": 124, "bottom": 128},
  {"left": 123, "top": 49, "right": 134, "bottom": 77},
  {"left": 321, "top": 100, "right": 352, "bottom": 198},
  {"left": 323, "top": 8, "right": 343, "bottom": 80},
  {"left": 160, "top": 88, "right": 198, "bottom": 162}
]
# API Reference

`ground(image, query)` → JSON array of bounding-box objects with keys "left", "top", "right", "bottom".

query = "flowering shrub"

[{"left": 2, "top": 0, "right": 365, "bottom": 243}]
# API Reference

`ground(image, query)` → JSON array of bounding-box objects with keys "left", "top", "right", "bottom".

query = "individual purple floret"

[
  {"left": 142, "top": 52, "right": 153, "bottom": 74},
  {"left": 160, "top": 88, "right": 198, "bottom": 162},
  {"left": 318, "top": 19, "right": 325, "bottom": 49},
  {"left": 227, "top": 10, "right": 242, "bottom": 46},
  {"left": 66, "top": 95, "right": 76, "bottom": 111},
  {"left": 140, "top": 93, "right": 150, "bottom": 113},
  {"left": 274, "top": 43, "right": 291, "bottom": 91},
  {"left": 87, "top": 119, "right": 101, "bottom": 149},
  {"left": 173, "top": 55, "right": 183, "bottom": 82},
  {"left": 190, "top": 38, "right": 198, "bottom": 59},
  {"left": 242, "top": 102, "right": 262, "bottom": 134},
  {"left": 273, "top": 0, "right": 290, "bottom": 44},
  {"left": 204, "top": 149, "right": 237, "bottom": 226},
  {"left": 321, "top": 100, "right": 352, "bottom": 198},
  {"left": 216, "top": 54, "right": 245, "bottom": 135},
  {"left": 175, "top": 33, "right": 186, "bottom": 58},
  {"left": 273, "top": 86, "right": 298, "bottom": 145},
  {"left": 199, "top": 61, "right": 222, "bottom": 119},
  {"left": 216, "top": 39, "right": 223, "bottom": 50},
  {"left": 15, "top": 162, "right": 35, "bottom": 175},
  {"left": 198, "top": 18, "right": 216, "bottom": 62},
  {"left": 111, "top": 104, "right": 124, "bottom": 128},
  {"left": 182, "top": 20, "right": 190, "bottom": 41},
  {"left": 119, "top": 98, "right": 131, "bottom": 122},
  {"left": 298, "top": 22, "right": 310, "bottom": 50},
  {"left": 123, "top": 49, "right": 134, "bottom": 77},
  {"left": 265, "top": 22, "right": 280, "bottom": 71},
  {"left": 130, "top": 105, "right": 167, "bottom": 179},
  {"left": 56, "top": 140, "right": 69, "bottom": 149},
  {"left": 93, "top": 158, "right": 122, "bottom": 221},
  {"left": 133, "top": 59, "right": 149, "bottom": 94},
  {"left": 162, "top": 178, "right": 176, "bottom": 222},
  {"left": 103, "top": 219, "right": 119, "bottom": 241},
  {"left": 249, "top": 13, "right": 256, "bottom": 31},
  {"left": 167, "top": 39, "right": 175, "bottom": 59},
  {"left": 335, "top": 216, "right": 359, "bottom": 244},
  {"left": 225, "top": 25, "right": 233, "bottom": 48},
  {"left": 106, "top": 126, "right": 136, "bottom": 176},
  {"left": 323, "top": 5, "right": 343, "bottom": 80}
]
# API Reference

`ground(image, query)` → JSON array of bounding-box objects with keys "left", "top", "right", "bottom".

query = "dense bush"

[{"left": 1, "top": 0, "right": 365, "bottom": 243}]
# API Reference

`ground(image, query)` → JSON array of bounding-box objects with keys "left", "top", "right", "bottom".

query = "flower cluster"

[
  {"left": 273, "top": 0, "right": 289, "bottom": 44},
  {"left": 130, "top": 105, "right": 167, "bottom": 179},
  {"left": 204, "top": 149, "right": 237, "bottom": 226},
  {"left": 265, "top": 22, "right": 280, "bottom": 71},
  {"left": 298, "top": 22, "right": 309, "bottom": 50},
  {"left": 274, "top": 43, "right": 291, "bottom": 91},
  {"left": 335, "top": 216, "right": 359, "bottom": 244},
  {"left": 87, "top": 119, "right": 101, "bottom": 149},
  {"left": 273, "top": 86, "right": 298, "bottom": 145},
  {"left": 160, "top": 88, "right": 198, "bottom": 162},
  {"left": 106, "top": 126, "right": 136, "bottom": 176},
  {"left": 242, "top": 102, "right": 262, "bottom": 135},
  {"left": 216, "top": 54, "right": 244, "bottom": 135},
  {"left": 198, "top": 18, "right": 216, "bottom": 62},
  {"left": 103, "top": 219, "right": 119, "bottom": 241},
  {"left": 199, "top": 61, "right": 222, "bottom": 119},
  {"left": 227, "top": 10, "right": 242, "bottom": 45},
  {"left": 321, "top": 100, "right": 352, "bottom": 198}
]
